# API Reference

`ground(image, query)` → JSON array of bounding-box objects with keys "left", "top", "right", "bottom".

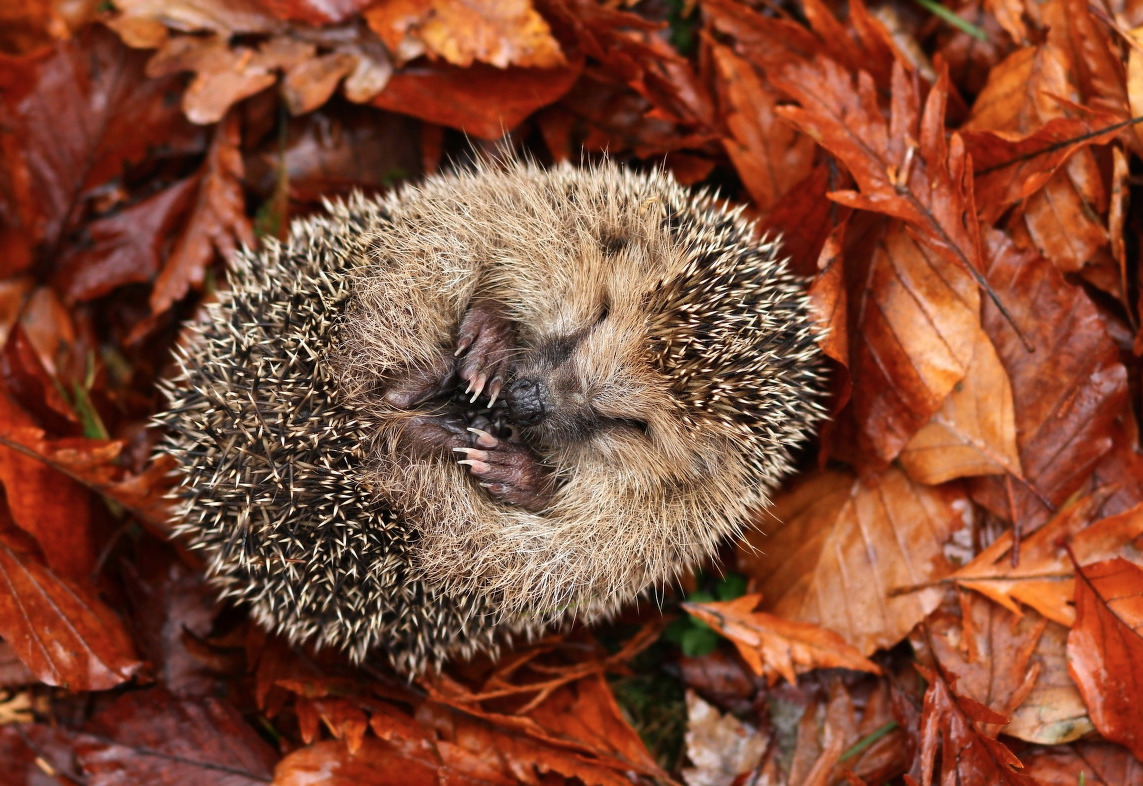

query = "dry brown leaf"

[
  {"left": 738, "top": 467, "right": 967, "bottom": 656},
  {"left": 681, "top": 690, "right": 769, "bottom": 786},
  {"left": 684, "top": 595, "right": 881, "bottom": 685},
  {"left": 365, "top": 0, "right": 564, "bottom": 69},
  {"left": 899, "top": 328, "right": 1021, "bottom": 484},
  {"left": 1067, "top": 557, "right": 1143, "bottom": 760}
]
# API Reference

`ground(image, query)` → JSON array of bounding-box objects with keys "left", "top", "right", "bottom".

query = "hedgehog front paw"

[
  {"left": 455, "top": 299, "right": 515, "bottom": 405},
  {"left": 455, "top": 428, "right": 554, "bottom": 512},
  {"left": 398, "top": 412, "right": 471, "bottom": 458},
  {"left": 383, "top": 361, "right": 458, "bottom": 409}
]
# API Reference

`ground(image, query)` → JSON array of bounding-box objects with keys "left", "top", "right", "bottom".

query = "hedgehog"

[{"left": 156, "top": 157, "right": 826, "bottom": 675}]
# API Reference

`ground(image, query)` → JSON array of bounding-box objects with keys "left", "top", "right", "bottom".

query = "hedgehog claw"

[
  {"left": 466, "top": 427, "right": 499, "bottom": 448},
  {"left": 458, "top": 437, "right": 554, "bottom": 512},
  {"left": 455, "top": 300, "right": 515, "bottom": 404}
]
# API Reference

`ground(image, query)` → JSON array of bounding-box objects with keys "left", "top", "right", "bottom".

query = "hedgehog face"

[{"left": 505, "top": 294, "right": 706, "bottom": 475}]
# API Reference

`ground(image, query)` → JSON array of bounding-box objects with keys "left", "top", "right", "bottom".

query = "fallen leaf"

[
  {"left": 0, "top": 523, "right": 142, "bottom": 691},
  {"left": 970, "top": 231, "right": 1128, "bottom": 531},
  {"left": 919, "top": 594, "right": 1092, "bottom": 745},
  {"left": 953, "top": 497, "right": 1143, "bottom": 626},
  {"left": 76, "top": 689, "right": 278, "bottom": 785},
  {"left": 772, "top": 58, "right": 987, "bottom": 464},
  {"left": 148, "top": 112, "right": 253, "bottom": 319},
  {"left": 916, "top": 665, "right": 1037, "bottom": 785},
  {"left": 1067, "top": 557, "right": 1143, "bottom": 760},
  {"left": 370, "top": 56, "right": 583, "bottom": 139},
  {"left": 739, "top": 467, "right": 967, "bottom": 656},
  {"left": 709, "top": 42, "right": 814, "bottom": 214},
  {"left": 899, "top": 327, "right": 1020, "bottom": 484},
  {"left": 0, "top": 26, "right": 202, "bottom": 275},
  {"left": 683, "top": 594, "right": 881, "bottom": 685},
  {"left": 51, "top": 178, "right": 197, "bottom": 302},
  {"left": 1022, "top": 740, "right": 1143, "bottom": 784},
  {"left": 775, "top": 61, "right": 989, "bottom": 341},
  {"left": 681, "top": 689, "right": 768, "bottom": 786},
  {"left": 365, "top": 0, "right": 564, "bottom": 69}
]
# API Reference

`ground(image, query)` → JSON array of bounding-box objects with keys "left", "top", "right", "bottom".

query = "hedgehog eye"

[
  {"left": 615, "top": 417, "right": 649, "bottom": 435},
  {"left": 595, "top": 299, "right": 610, "bottom": 325}
]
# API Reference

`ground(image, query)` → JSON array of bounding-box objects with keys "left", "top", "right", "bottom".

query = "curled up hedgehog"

[{"left": 156, "top": 157, "right": 826, "bottom": 675}]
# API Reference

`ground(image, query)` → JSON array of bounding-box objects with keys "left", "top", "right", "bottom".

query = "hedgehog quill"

[{"left": 157, "top": 158, "right": 826, "bottom": 675}]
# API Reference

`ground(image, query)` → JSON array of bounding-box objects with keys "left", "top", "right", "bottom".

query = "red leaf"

[
  {"left": 370, "top": 58, "right": 583, "bottom": 140},
  {"left": 77, "top": 689, "right": 278, "bottom": 785},
  {"left": 1067, "top": 557, "right": 1143, "bottom": 761},
  {"left": 0, "top": 26, "right": 201, "bottom": 271},
  {"left": 916, "top": 665, "right": 1037, "bottom": 786},
  {"left": 0, "top": 526, "right": 142, "bottom": 691},
  {"left": 149, "top": 112, "right": 253, "bottom": 320},
  {"left": 970, "top": 231, "right": 1128, "bottom": 531}
]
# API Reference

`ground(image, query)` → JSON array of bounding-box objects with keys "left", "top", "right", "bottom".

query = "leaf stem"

[{"left": 912, "top": 0, "right": 988, "bottom": 41}]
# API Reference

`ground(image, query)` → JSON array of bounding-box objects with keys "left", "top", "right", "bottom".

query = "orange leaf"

[
  {"left": 684, "top": 595, "right": 880, "bottom": 685},
  {"left": 899, "top": 327, "right": 1021, "bottom": 484},
  {"left": 1067, "top": 558, "right": 1143, "bottom": 760},
  {"left": 365, "top": 0, "right": 564, "bottom": 69},
  {"left": 954, "top": 498, "right": 1143, "bottom": 626}
]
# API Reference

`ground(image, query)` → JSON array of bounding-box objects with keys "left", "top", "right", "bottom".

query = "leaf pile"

[{"left": 1, "top": 0, "right": 1142, "bottom": 783}]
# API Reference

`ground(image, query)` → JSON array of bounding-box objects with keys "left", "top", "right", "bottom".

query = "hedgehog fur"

[{"left": 157, "top": 157, "right": 826, "bottom": 675}]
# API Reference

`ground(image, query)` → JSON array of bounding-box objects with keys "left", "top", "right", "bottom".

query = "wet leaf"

[
  {"left": 916, "top": 665, "right": 1037, "bottom": 785},
  {"left": 0, "top": 26, "right": 200, "bottom": 273},
  {"left": 148, "top": 112, "right": 253, "bottom": 320},
  {"left": 1067, "top": 557, "right": 1143, "bottom": 760},
  {"left": 953, "top": 497, "right": 1143, "bottom": 626},
  {"left": 0, "top": 523, "right": 142, "bottom": 691},
  {"left": 920, "top": 594, "right": 1092, "bottom": 745},
  {"left": 970, "top": 232, "right": 1128, "bottom": 531}
]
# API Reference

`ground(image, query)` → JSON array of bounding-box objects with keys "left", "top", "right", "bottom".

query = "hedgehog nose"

[{"left": 506, "top": 378, "right": 549, "bottom": 427}]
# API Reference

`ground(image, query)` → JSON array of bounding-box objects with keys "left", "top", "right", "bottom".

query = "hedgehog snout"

[{"left": 505, "top": 378, "right": 550, "bottom": 427}]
